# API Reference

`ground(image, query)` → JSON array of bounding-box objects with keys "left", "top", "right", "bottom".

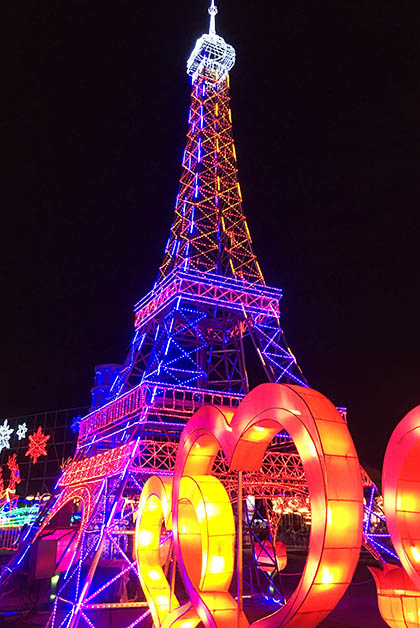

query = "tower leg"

[{"left": 237, "top": 471, "right": 243, "bottom": 628}]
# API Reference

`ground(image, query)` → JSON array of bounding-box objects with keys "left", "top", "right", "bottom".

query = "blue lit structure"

[{"left": 0, "top": 2, "right": 397, "bottom": 626}]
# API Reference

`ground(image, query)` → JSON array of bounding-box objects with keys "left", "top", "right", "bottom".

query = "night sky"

[{"left": 3, "top": 1, "right": 420, "bottom": 470}]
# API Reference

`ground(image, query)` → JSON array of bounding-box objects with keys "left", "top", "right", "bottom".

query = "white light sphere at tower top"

[{"left": 187, "top": 1, "right": 235, "bottom": 84}]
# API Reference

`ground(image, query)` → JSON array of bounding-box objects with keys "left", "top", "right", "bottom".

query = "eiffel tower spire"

[
  {"left": 208, "top": 0, "right": 217, "bottom": 35},
  {"left": 158, "top": 5, "right": 263, "bottom": 285}
]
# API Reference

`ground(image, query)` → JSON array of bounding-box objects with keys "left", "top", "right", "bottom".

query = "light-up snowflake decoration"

[
  {"left": 25, "top": 426, "right": 50, "bottom": 465},
  {"left": 16, "top": 423, "right": 28, "bottom": 440},
  {"left": 71, "top": 415, "right": 81, "bottom": 434},
  {"left": 0, "top": 420, "right": 14, "bottom": 453}
]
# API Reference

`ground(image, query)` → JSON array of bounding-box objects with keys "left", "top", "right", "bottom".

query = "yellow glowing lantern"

[{"left": 135, "top": 476, "right": 182, "bottom": 627}]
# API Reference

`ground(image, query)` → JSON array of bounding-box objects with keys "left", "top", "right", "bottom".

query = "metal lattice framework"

[
  {"left": 158, "top": 76, "right": 260, "bottom": 282},
  {"left": 0, "top": 3, "right": 397, "bottom": 627},
  {"left": 109, "top": 63, "right": 307, "bottom": 396}
]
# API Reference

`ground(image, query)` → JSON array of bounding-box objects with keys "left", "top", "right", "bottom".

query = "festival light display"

[
  {"left": 134, "top": 397, "right": 420, "bottom": 628},
  {"left": 0, "top": 502, "right": 40, "bottom": 551},
  {"left": 0, "top": 503, "right": 39, "bottom": 528},
  {"left": 0, "top": 409, "right": 81, "bottom": 545},
  {"left": 6, "top": 454, "right": 21, "bottom": 494},
  {"left": 16, "top": 422, "right": 28, "bottom": 440},
  {"left": 0, "top": 454, "right": 22, "bottom": 508},
  {"left": 108, "top": 3, "right": 307, "bottom": 398},
  {"left": 25, "top": 425, "right": 50, "bottom": 464},
  {"left": 368, "top": 405, "right": 420, "bottom": 627},
  {"left": 0, "top": 419, "right": 14, "bottom": 453},
  {"left": 369, "top": 564, "right": 420, "bottom": 628},
  {"left": 0, "top": 2, "right": 416, "bottom": 628},
  {"left": 163, "top": 383, "right": 363, "bottom": 627},
  {"left": 383, "top": 405, "right": 420, "bottom": 589},
  {"left": 0, "top": 409, "right": 81, "bottom": 498}
]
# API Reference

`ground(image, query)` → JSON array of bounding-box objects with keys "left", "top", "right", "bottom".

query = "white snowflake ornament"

[
  {"left": 16, "top": 423, "right": 28, "bottom": 440},
  {"left": 0, "top": 419, "right": 14, "bottom": 453}
]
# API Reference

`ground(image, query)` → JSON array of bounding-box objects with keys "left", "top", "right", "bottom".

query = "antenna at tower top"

[
  {"left": 187, "top": 0, "right": 235, "bottom": 84},
  {"left": 208, "top": 0, "right": 218, "bottom": 35}
]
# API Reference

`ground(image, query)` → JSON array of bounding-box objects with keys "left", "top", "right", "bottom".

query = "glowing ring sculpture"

[
  {"left": 174, "top": 383, "right": 363, "bottom": 627},
  {"left": 136, "top": 383, "right": 363, "bottom": 627},
  {"left": 383, "top": 405, "right": 420, "bottom": 589}
]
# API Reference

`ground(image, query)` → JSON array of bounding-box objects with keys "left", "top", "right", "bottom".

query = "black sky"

[{"left": 2, "top": 1, "right": 420, "bottom": 469}]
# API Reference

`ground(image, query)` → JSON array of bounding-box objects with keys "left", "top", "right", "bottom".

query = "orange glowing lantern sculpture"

[
  {"left": 369, "top": 564, "right": 420, "bottom": 628},
  {"left": 255, "top": 539, "right": 287, "bottom": 574},
  {"left": 370, "top": 405, "right": 420, "bottom": 627},
  {"left": 135, "top": 383, "right": 364, "bottom": 627},
  {"left": 383, "top": 406, "right": 420, "bottom": 590}
]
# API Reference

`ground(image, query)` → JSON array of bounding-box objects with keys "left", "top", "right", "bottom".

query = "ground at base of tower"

[
  {"left": 320, "top": 564, "right": 388, "bottom": 627},
  {"left": 0, "top": 562, "right": 387, "bottom": 628},
  {"left": 248, "top": 560, "right": 388, "bottom": 628}
]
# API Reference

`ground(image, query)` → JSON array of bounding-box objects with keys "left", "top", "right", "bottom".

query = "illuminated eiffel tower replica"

[{"left": 0, "top": 3, "right": 390, "bottom": 627}]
